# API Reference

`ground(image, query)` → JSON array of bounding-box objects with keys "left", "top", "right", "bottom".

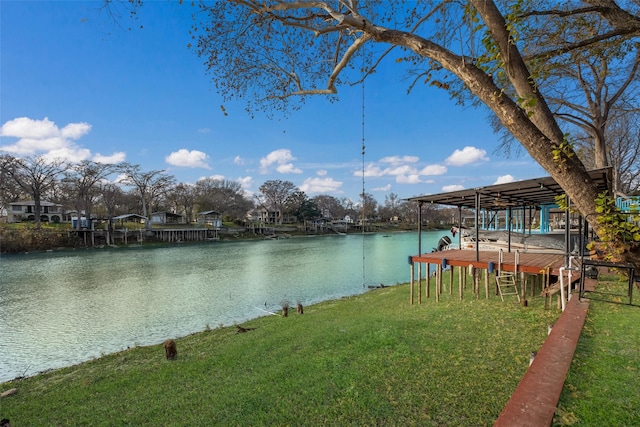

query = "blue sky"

[{"left": 1, "top": 1, "right": 546, "bottom": 203}]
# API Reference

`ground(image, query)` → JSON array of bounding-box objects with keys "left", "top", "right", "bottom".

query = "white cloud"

[
  {"left": 165, "top": 149, "right": 211, "bottom": 169},
  {"left": 234, "top": 155, "right": 245, "bottom": 165},
  {"left": 114, "top": 173, "right": 129, "bottom": 184},
  {"left": 379, "top": 155, "right": 419, "bottom": 165},
  {"left": 236, "top": 175, "right": 254, "bottom": 197},
  {"left": 236, "top": 176, "right": 253, "bottom": 188},
  {"left": 316, "top": 169, "right": 327, "bottom": 176},
  {"left": 42, "top": 147, "right": 92, "bottom": 163},
  {"left": 299, "top": 177, "right": 342, "bottom": 194},
  {"left": 356, "top": 158, "right": 431, "bottom": 185},
  {"left": 358, "top": 163, "right": 383, "bottom": 177},
  {"left": 494, "top": 174, "right": 515, "bottom": 184},
  {"left": 384, "top": 164, "right": 416, "bottom": 176},
  {"left": 276, "top": 163, "right": 302, "bottom": 174},
  {"left": 0, "top": 117, "right": 92, "bottom": 157},
  {"left": 197, "top": 174, "right": 225, "bottom": 182},
  {"left": 419, "top": 164, "right": 448, "bottom": 175},
  {"left": 60, "top": 122, "right": 92, "bottom": 139},
  {"left": 445, "top": 146, "right": 488, "bottom": 166},
  {"left": 259, "top": 148, "right": 302, "bottom": 174},
  {"left": 396, "top": 174, "right": 421, "bottom": 184},
  {"left": 442, "top": 184, "right": 465, "bottom": 192},
  {"left": 372, "top": 184, "right": 392, "bottom": 192},
  {"left": 93, "top": 152, "right": 126, "bottom": 164},
  {"left": 2, "top": 116, "right": 60, "bottom": 139}
]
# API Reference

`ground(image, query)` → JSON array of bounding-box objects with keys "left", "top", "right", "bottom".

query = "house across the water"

[{"left": 5, "top": 200, "right": 66, "bottom": 223}]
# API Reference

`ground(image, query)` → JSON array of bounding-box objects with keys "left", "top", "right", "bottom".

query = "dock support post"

[
  {"left": 426, "top": 264, "right": 430, "bottom": 298},
  {"left": 485, "top": 268, "right": 490, "bottom": 300},
  {"left": 449, "top": 268, "right": 454, "bottom": 295},
  {"left": 436, "top": 264, "right": 442, "bottom": 302},
  {"left": 410, "top": 262, "right": 414, "bottom": 305},
  {"left": 418, "top": 263, "right": 422, "bottom": 304}
]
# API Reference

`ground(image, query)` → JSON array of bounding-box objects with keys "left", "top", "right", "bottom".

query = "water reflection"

[{"left": 0, "top": 231, "right": 441, "bottom": 382}]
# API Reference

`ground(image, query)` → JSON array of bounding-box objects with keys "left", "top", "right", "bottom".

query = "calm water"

[{"left": 0, "top": 231, "right": 442, "bottom": 382}]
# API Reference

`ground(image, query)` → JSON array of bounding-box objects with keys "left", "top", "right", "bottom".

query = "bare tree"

[
  {"left": 609, "top": 114, "right": 640, "bottom": 195},
  {"left": 117, "top": 163, "right": 176, "bottom": 229},
  {"left": 546, "top": 51, "right": 638, "bottom": 169},
  {"left": 166, "top": 183, "right": 197, "bottom": 223},
  {"left": 360, "top": 192, "right": 378, "bottom": 222},
  {"left": 0, "top": 154, "right": 26, "bottom": 215},
  {"left": 63, "top": 160, "right": 118, "bottom": 230},
  {"left": 575, "top": 112, "right": 640, "bottom": 195},
  {"left": 96, "top": 182, "right": 126, "bottom": 244},
  {"left": 380, "top": 192, "right": 401, "bottom": 222},
  {"left": 0, "top": 155, "right": 67, "bottom": 226},
  {"left": 194, "top": 177, "right": 253, "bottom": 222},
  {"left": 492, "top": 4, "right": 640, "bottom": 173},
  {"left": 256, "top": 179, "right": 298, "bottom": 225}
]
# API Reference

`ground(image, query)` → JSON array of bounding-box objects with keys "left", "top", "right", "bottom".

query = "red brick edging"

[{"left": 494, "top": 292, "right": 590, "bottom": 427}]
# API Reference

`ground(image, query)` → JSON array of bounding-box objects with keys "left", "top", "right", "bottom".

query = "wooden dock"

[
  {"left": 408, "top": 249, "right": 580, "bottom": 305},
  {"left": 411, "top": 249, "right": 569, "bottom": 275}
]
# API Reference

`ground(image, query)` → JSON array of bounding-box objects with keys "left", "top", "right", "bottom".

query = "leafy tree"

[
  {"left": 286, "top": 190, "right": 320, "bottom": 222},
  {"left": 120, "top": 0, "right": 640, "bottom": 267},
  {"left": 311, "top": 194, "right": 346, "bottom": 219},
  {"left": 0, "top": 155, "right": 67, "bottom": 226},
  {"left": 256, "top": 179, "right": 298, "bottom": 225}
]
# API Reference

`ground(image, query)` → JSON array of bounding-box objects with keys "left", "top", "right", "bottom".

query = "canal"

[{"left": 0, "top": 231, "right": 443, "bottom": 382}]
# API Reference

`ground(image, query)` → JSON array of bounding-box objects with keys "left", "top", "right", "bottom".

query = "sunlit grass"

[
  {"left": 2, "top": 275, "right": 560, "bottom": 426},
  {"left": 555, "top": 273, "right": 640, "bottom": 426}
]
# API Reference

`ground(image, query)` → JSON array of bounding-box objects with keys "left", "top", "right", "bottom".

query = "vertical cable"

[{"left": 361, "top": 45, "right": 366, "bottom": 289}]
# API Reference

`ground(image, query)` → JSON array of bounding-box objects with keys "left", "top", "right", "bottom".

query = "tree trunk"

[
  {"left": 33, "top": 192, "right": 42, "bottom": 227},
  {"left": 355, "top": 2, "right": 638, "bottom": 269},
  {"left": 593, "top": 129, "right": 609, "bottom": 169},
  {"left": 142, "top": 197, "right": 151, "bottom": 230}
]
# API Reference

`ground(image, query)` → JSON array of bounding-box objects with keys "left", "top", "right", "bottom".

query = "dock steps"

[{"left": 496, "top": 271, "right": 520, "bottom": 302}]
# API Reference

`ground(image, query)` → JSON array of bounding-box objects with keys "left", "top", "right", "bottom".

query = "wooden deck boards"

[{"left": 411, "top": 249, "right": 570, "bottom": 275}]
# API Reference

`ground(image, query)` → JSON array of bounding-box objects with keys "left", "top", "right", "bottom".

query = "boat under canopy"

[{"left": 408, "top": 168, "right": 612, "bottom": 260}]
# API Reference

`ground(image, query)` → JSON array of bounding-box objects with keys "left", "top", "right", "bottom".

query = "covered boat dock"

[{"left": 406, "top": 168, "right": 612, "bottom": 305}]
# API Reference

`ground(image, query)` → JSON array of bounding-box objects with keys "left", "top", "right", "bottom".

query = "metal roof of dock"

[
  {"left": 112, "top": 214, "right": 148, "bottom": 221},
  {"left": 407, "top": 168, "right": 611, "bottom": 209}
]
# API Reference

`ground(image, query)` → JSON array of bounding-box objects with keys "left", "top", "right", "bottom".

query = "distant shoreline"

[{"left": 0, "top": 224, "right": 447, "bottom": 255}]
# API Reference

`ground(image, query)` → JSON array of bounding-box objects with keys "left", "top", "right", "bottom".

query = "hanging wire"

[{"left": 361, "top": 44, "right": 367, "bottom": 289}]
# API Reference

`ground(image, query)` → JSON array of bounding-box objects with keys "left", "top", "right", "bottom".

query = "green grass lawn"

[
  {"left": 0, "top": 275, "right": 560, "bottom": 426},
  {"left": 554, "top": 273, "right": 640, "bottom": 426}
]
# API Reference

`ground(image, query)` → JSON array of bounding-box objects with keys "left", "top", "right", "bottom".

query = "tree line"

[
  {"left": 0, "top": 154, "right": 456, "bottom": 229},
  {"left": 161, "top": 0, "right": 638, "bottom": 268}
]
